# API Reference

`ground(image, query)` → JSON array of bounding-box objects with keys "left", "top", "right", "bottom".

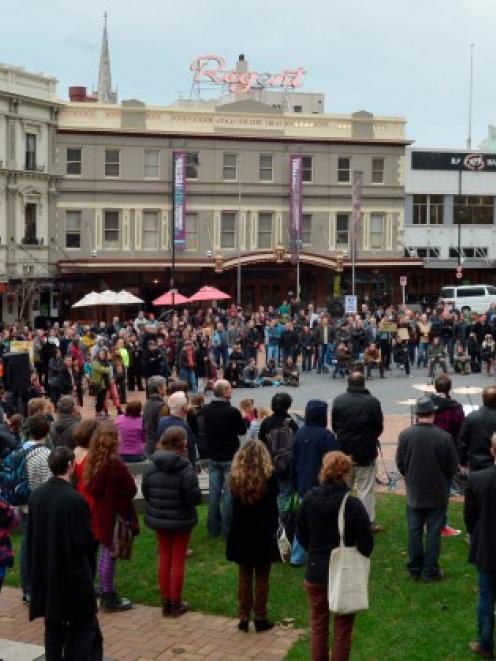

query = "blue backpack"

[{"left": 0, "top": 445, "right": 37, "bottom": 506}]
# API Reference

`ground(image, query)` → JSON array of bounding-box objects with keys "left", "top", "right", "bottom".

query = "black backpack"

[{"left": 267, "top": 420, "right": 294, "bottom": 480}]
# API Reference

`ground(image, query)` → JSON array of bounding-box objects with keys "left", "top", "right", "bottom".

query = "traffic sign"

[
  {"left": 456, "top": 265, "right": 463, "bottom": 273},
  {"left": 456, "top": 272, "right": 463, "bottom": 279},
  {"left": 400, "top": 276, "right": 407, "bottom": 287},
  {"left": 344, "top": 295, "right": 358, "bottom": 314}
]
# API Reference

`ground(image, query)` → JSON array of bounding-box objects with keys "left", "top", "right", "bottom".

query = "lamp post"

[
  {"left": 457, "top": 166, "right": 462, "bottom": 266},
  {"left": 236, "top": 155, "right": 242, "bottom": 307}
]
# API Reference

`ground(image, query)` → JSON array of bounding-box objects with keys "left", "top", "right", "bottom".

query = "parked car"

[{"left": 440, "top": 284, "right": 496, "bottom": 313}]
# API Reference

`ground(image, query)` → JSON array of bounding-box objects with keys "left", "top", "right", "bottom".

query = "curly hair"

[
  {"left": 229, "top": 440, "right": 274, "bottom": 505},
  {"left": 83, "top": 421, "right": 119, "bottom": 485},
  {"left": 319, "top": 451, "right": 352, "bottom": 485}
]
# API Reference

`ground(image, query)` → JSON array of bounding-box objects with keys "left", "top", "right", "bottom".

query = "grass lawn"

[{"left": 6, "top": 494, "right": 478, "bottom": 660}]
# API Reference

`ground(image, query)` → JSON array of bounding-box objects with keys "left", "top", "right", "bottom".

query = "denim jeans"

[
  {"left": 267, "top": 345, "right": 279, "bottom": 363},
  {"left": 207, "top": 460, "right": 233, "bottom": 538},
  {"left": 317, "top": 344, "right": 328, "bottom": 372},
  {"left": 417, "top": 342, "right": 429, "bottom": 368},
  {"left": 291, "top": 535, "right": 307, "bottom": 566},
  {"left": 213, "top": 346, "right": 229, "bottom": 370},
  {"left": 178, "top": 368, "right": 198, "bottom": 393},
  {"left": 406, "top": 505, "right": 445, "bottom": 578},
  {"left": 277, "top": 479, "right": 292, "bottom": 514},
  {"left": 477, "top": 569, "right": 496, "bottom": 655},
  {"left": 302, "top": 350, "right": 312, "bottom": 372}
]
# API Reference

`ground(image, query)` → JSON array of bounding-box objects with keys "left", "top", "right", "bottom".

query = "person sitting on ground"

[
  {"left": 282, "top": 356, "right": 300, "bottom": 387},
  {"left": 47, "top": 396, "right": 81, "bottom": 450},
  {"left": 242, "top": 358, "right": 260, "bottom": 388},
  {"left": 226, "top": 440, "right": 279, "bottom": 633},
  {"left": 333, "top": 342, "right": 352, "bottom": 377},
  {"left": 116, "top": 400, "right": 146, "bottom": 463},
  {"left": 259, "top": 359, "right": 280, "bottom": 386},
  {"left": 224, "top": 359, "right": 241, "bottom": 388},
  {"left": 427, "top": 337, "right": 448, "bottom": 378},
  {"left": 296, "top": 451, "right": 373, "bottom": 661},
  {"left": 142, "top": 426, "right": 202, "bottom": 618},
  {"left": 363, "top": 342, "right": 384, "bottom": 379}
]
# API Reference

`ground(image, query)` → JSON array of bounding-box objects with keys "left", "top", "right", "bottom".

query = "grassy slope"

[{"left": 6, "top": 495, "right": 477, "bottom": 660}]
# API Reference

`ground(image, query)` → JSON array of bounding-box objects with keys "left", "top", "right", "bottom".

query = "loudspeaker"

[{"left": 2, "top": 352, "right": 31, "bottom": 391}]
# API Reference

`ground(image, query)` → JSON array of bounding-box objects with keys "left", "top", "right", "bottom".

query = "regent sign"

[{"left": 190, "top": 55, "right": 306, "bottom": 92}]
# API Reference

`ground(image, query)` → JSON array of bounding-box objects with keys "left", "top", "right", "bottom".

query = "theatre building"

[{"left": 404, "top": 146, "right": 496, "bottom": 303}]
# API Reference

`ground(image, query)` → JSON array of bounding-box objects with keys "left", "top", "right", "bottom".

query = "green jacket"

[{"left": 91, "top": 360, "right": 112, "bottom": 388}]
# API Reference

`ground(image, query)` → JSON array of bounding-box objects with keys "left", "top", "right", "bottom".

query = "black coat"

[
  {"left": 143, "top": 395, "right": 165, "bottom": 456},
  {"left": 459, "top": 406, "right": 496, "bottom": 471},
  {"left": 142, "top": 450, "right": 201, "bottom": 532},
  {"left": 296, "top": 482, "right": 373, "bottom": 584},
  {"left": 27, "top": 477, "right": 96, "bottom": 623},
  {"left": 259, "top": 412, "right": 298, "bottom": 446},
  {"left": 331, "top": 386, "right": 384, "bottom": 466},
  {"left": 226, "top": 474, "right": 279, "bottom": 565},
  {"left": 203, "top": 399, "right": 247, "bottom": 462},
  {"left": 464, "top": 465, "right": 496, "bottom": 572}
]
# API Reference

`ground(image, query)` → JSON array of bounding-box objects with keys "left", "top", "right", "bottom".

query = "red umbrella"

[
  {"left": 152, "top": 290, "right": 189, "bottom": 306},
  {"left": 188, "top": 285, "right": 231, "bottom": 302}
]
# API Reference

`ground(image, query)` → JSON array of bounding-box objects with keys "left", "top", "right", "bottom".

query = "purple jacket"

[{"left": 116, "top": 414, "right": 145, "bottom": 456}]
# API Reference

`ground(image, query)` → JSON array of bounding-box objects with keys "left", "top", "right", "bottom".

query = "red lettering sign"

[{"left": 190, "top": 55, "right": 306, "bottom": 92}]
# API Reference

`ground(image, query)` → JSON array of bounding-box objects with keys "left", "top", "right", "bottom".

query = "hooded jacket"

[
  {"left": 296, "top": 482, "right": 373, "bottom": 583},
  {"left": 292, "top": 400, "right": 338, "bottom": 498},
  {"left": 331, "top": 386, "right": 384, "bottom": 466},
  {"left": 47, "top": 414, "right": 80, "bottom": 450},
  {"left": 431, "top": 394, "right": 465, "bottom": 443},
  {"left": 142, "top": 450, "right": 201, "bottom": 532}
]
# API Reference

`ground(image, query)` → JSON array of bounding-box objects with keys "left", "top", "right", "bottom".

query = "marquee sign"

[{"left": 190, "top": 55, "right": 306, "bottom": 92}]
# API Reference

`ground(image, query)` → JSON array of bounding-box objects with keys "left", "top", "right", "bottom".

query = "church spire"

[{"left": 97, "top": 11, "right": 116, "bottom": 104}]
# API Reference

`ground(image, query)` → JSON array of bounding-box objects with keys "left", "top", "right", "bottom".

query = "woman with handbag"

[
  {"left": 83, "top": 421, "right": 138, "bottom": 613},
  {"left": 142, "top": 426, "right": 201, "bottom": 617},
  {"left": 226, "top": 440, "right": 279, "bottom": 633},
  {"left": 296, "top": 451, "right": 373, "bottom": 661}
]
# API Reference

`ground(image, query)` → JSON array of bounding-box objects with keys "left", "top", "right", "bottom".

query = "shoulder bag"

[{"left": 328, "top": 492, "right": 370, "bottom": 614}]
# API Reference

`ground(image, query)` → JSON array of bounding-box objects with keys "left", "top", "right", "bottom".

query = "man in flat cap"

[{"left": 396, "top": 396, "right": 460, "bottom": 582}]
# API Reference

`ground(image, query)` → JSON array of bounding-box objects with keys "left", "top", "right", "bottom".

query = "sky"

[{"left": 3, "top": 0, "right": 496, "bottom": 148}]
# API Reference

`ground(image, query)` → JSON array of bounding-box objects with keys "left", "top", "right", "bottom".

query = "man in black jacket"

[
  {"left": 464, "top": 436, "right": 496, "bottom": 659},
  {"left": 27, "top": 446, "right": 102, "bottom": 660},
  {"left": 396, "top": 396, "right": 459, "bottom": 582},
  {"left": 331, "top": 372, "right": 384, "bottom": 532},
  {"left": 459, "top": 386, "right": 496, "bottom": 472},
  {"left": 143, "top": 375, "right": 167, "bottom": 456},
  {"left": 203, "top": 379, "right": 247, "bottom": 538}
]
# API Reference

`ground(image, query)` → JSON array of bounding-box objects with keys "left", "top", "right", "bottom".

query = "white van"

[{"left": 440, "top": 284, "right": 496, "bottom": 313}]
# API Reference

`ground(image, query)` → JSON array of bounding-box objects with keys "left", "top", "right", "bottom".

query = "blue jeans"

[
  {"left": 417, "top": 342, "right": 429, "bottom": 368},
  {"left": 267, "top": 344, "right": 279, "bottom": 363},
  {"left": 317, "top": 344, "right": 328, "bottom": 372},
  {"left": 406, "top": 505, "right": 445, "bottom": 578},
  {"left": 178, "top": 367, "right": 197, "bottom": 393},
  {"left": 277, "top": 480, "right": 292, "bottom": 514},
  {"left": 213, "top": 346, "right": 228, "bottom": 369},
  {"left": 478, "top": 569, "right": 496, "bottom": 654},
  {"left": 207, "top": 460, "right": 233, "bottom": 538},
  {"left": 291, "top": 535, "right": 308, "bottom": 566}
]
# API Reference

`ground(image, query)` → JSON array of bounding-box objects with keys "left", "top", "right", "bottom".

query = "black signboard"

[{"left": 411, "top": 151, "right": 496, "bottom": 172}]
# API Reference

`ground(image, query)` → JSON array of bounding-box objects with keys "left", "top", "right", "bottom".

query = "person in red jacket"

[{"left": 84, "top": 421, "right": 139, "bottom": 612}]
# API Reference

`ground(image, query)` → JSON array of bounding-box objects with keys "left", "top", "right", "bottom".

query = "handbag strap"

[{"left": 337, "top": 492, "right": 350, "bottom": 548}]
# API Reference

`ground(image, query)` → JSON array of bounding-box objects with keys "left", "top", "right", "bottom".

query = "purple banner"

[
  {"left": 173, "top": 151, "right": 186, "bottom": 251},
  {"left": 289, "top": 155, "right": 303, "bottom": 265},
  {"left": 351, "top": 170, "right": 363, "bottom": 261}
]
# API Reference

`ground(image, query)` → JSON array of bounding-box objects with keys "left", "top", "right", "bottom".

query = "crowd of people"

[{"left": 0, "top": 297, "right": 495, "bottom": 659}]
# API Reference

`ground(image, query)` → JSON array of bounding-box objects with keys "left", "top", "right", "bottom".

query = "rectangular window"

[
  {"left": 144, "top": 150, "right": 159, "bottom": 178},
  {"left": 142, "top": 211, "right": 159, "bottom": 249},
  {"left": 105, "top": 149, "right": 120, "bottom": 177},
  {"left": 370, "top": 213, "right": 384, "bottom": 249},
  {"left": 372, "top": 157, "right": 384, "bottom": 184},
  {"left": 185, "top": 213, "right": 198, "bottom": 250},
  {"left": 336, "top": 213, "right": 349, "bottom": 247},
  {"left": 337, "top": 157, "right": 350, "bottom": 183},
  {"left": 257, "top": 213, "right": 273, "bottom": 249},
  {"left": 454, "top": 195, "right": 494, "bottom": 224},
  {"left": 25, "top": 133, "right": 37, "bottom": 171},
  {"left": 223, "top": 153, "right": 238, "bottom": 181},
  {"left": 302, "top": 156, "right": 313, "bottom": 182},
  {"left": 221, "top": 211, "right": 236, "bottom": 249},
  {"left": 302, "top": 214, "right": 312, "bottom": 245},
  {"left": 259, "top": 154, "right": 273, "bottom": 181},
  {"left": 66, "top": 148, "right": 82, "bottom": 175},
  {"left": 413, "top": 195, "right": 428, "bottom": 224},
  {"left": 65, "top": 210, "right": 81, "bottom": 248},
  {"left": 186, "top": 152, "right": 199, "bottom": 180},
  {"left": 23, "top": 203, "right": 37, "bottom": 244},
  {"left": 103, "top": 210, "right": 120, "bottom": 248},
  {"left": 429, "top": 195, "right": 444, "bottom": 224}
]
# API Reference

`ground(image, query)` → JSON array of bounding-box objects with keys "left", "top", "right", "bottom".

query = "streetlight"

[{"left": 236, "top": 154, "right": 242, "bottom": 307}]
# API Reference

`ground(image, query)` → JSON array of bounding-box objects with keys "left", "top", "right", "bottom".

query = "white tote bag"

[{"left": 328, "top": 493, "right": 370, "bottom": 614}]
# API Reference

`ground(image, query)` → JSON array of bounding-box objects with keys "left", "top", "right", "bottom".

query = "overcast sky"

[{"left": 4, "top": 0, "right": 496, "bottom": 148}]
